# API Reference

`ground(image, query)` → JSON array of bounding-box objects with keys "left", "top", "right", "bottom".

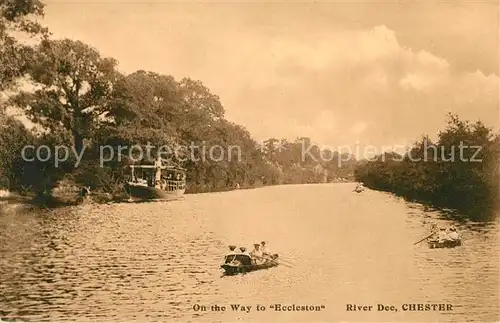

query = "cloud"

[
  {"left": 415, "top": 50, "right": 449, "bottom": 70},
  {"left": 40, "top": 3, "right": 499, "bottom": 148},
  {"left": 350, "top": 121, "right": 367, "bottom": 135},
  {"left": 214, "top": 25, "right": 498, "bottom": 147}
]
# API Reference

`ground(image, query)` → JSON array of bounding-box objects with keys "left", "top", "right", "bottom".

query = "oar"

[
  {"left": 261, "top": 256, "right": 292, "bottom": 268},
  {"left": 274, "top": 257, "right": 294, "bottom": 265},
  {"left": 266, "top": 253, "right": 294, "bottom": 265},
  {"left": 273, "top": 260, "right": 292, "bottom": 268},
  {"left": 413, "top": 231, "right": 436, "bottom": 245}
]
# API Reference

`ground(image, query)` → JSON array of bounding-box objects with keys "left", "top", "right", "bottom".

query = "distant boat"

[
  {"left": 353, "top": 184, "right": 365, "bottom": 193},
  {"left": 125, "top": 157, "right": 186, "bottom": 202}
]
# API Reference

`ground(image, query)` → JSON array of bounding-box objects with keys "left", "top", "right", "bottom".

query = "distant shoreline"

[{"left": 184, "top": 180, "right": 357, "bottom": 194}]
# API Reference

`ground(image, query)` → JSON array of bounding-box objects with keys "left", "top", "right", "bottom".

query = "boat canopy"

[{"left": 129, "top": 164, "right": 184, "bottom": 171}]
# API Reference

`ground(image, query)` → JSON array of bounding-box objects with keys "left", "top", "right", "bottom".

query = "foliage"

[
  {"left": 3, "top": 20, "right": 495, "bottom": 219},
  {"left": 0, "top": 116, "right": 33, "bottom": 190},
  {"left": 355, "top": 114, "right": 499, "bottom": 220},
  {"left": 0, "top": 0, "right": 46, "bottom": 92},
  {"left": 0, "top": 115, "right": 73, "bottom": 204},
  {"left": 11, "top": 39, "right": 123, "bottom": 154}
]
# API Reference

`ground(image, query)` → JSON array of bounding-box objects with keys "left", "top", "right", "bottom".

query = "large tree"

[
  {"left": 97, "top": 70, "right": 181, "bottom": 147},
  {"left": 98, "top": 72, "right": 228, "bottom": 155},
  {"left": 11, "top": 38, "right": 123, "bottom": 154},
  {"left": 0, "top": 0, "right": 46, "bottom": 92}
]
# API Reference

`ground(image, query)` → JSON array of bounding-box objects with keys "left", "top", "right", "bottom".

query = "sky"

[{"left": 38, "top": 0, "right": 499, "bottom": 150}]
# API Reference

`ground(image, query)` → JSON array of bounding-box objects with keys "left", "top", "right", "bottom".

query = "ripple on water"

[{"left": 0, "top": 184, "right": 498, "bottom": 322}]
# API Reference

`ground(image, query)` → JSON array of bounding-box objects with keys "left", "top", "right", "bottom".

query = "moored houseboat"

[{"left": 125, "top": 157, "right": 186, "bottom": 201}]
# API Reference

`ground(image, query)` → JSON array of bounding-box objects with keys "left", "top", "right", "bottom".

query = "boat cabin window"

[
  {"left": 129, "top": 168, "right": 154, "bottom": 184},
  {"left": 129, "top": 165, "right": 185, "bottom": 189}
]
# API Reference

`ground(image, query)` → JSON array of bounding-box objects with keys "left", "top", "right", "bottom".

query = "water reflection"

[{"left": 0, "top": 184, "right": 498, "bottom": 322}]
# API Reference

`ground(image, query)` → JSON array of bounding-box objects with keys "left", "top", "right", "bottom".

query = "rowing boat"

[
  {"left": 427, "top": 239, "right": 462, "bottom": 249},
  {"left": 221, "top": 254, "right": 279, "bottom": 275}
]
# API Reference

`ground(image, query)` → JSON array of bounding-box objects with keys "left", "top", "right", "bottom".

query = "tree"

[
  {"left": 178, "top": 78, "right": 224, "bottom": 121},
  {"left": 95, "top": 70, "right": 182, "bottom": 152},
  {"left": 354, "top": 114, "right": 499, "bottom": 220},
  {"left": 0, "top": 0, "right": 46, "bottom": 92},
  {"left": 0, "top": 116, "right": 32, "bottom": 190},
  {"left": 11, "top": 39, "right": 123, "bottom": 154}
]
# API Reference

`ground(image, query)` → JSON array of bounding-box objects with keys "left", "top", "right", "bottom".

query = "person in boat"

[
  {"left": 238, "top": 246, "right": 248, "bottom": 256},
  {"left": 446, "top": 227, "right": 460, "bottom": 242},
  {"left": 231, "top": 247, "right": 252, "bottom": 266},
  {"left": 354, "top": 183, "right": 364, "bottom": 192},
  {"left": 224, "top": 245, "right": 238, "bottom": 264},
  {"left": 436, "top": 226, "right": 448, "bottom": 242},
  {"left": 250, "top": 243, "right": 264, "bottom": 265},
  {"left": 261, "top": 241, "right": 270, "bottom": 257}
]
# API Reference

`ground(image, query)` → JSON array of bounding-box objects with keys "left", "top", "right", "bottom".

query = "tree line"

[
  {"left": 355, "top": 114, "right": 499, "bottom": 221},
  {"left": 0, "top": 1, "right": 497, "bottom": 220},
  {"left": 0, "top": 1, "right": 352, "bottom": 205}
]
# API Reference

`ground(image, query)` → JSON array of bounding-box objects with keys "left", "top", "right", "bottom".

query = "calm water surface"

[{"left": 0, "top": 183, "right": 498, "bottom": 322}]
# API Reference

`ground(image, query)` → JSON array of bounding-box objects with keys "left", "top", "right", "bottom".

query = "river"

[{"left": 0, "top": 183, "right": 498, "bottom": 322}]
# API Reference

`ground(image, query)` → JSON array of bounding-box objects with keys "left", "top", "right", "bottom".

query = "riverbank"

[
  {"left": 0, "top": 200, "right": 28, "bottom": 214},
  {"left": 0, "top": 181, "right": 325, "bottom": 211},
  {"left": 0, "top": 189, "right": 91, "bottom": 211},
  {"left": 361, "top": 183, "right": 498, "bottom": 222},
  {"left": 0, "top": 184, "right": 260, "bottom": 211},
  {"left": 0, "top": 196, "right": 53, "bottom": 215}
]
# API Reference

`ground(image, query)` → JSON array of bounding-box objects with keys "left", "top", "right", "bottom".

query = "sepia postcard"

[{"left": 0, "top": 0, "right": 498, "bottom": 322}]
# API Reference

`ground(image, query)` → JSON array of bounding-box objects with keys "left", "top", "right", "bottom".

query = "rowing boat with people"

[
  {"left": 221, "top": 255, "right": 280, "bottom": 275},
  {"left": 427, "top": 239, "right": 462, "bottom": 249},
  {"left": 413, "top": 225, "right": 462, "bottom": 249},
  {"left": 221, "top": 243, "right": 282, "bottom": 275}
]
